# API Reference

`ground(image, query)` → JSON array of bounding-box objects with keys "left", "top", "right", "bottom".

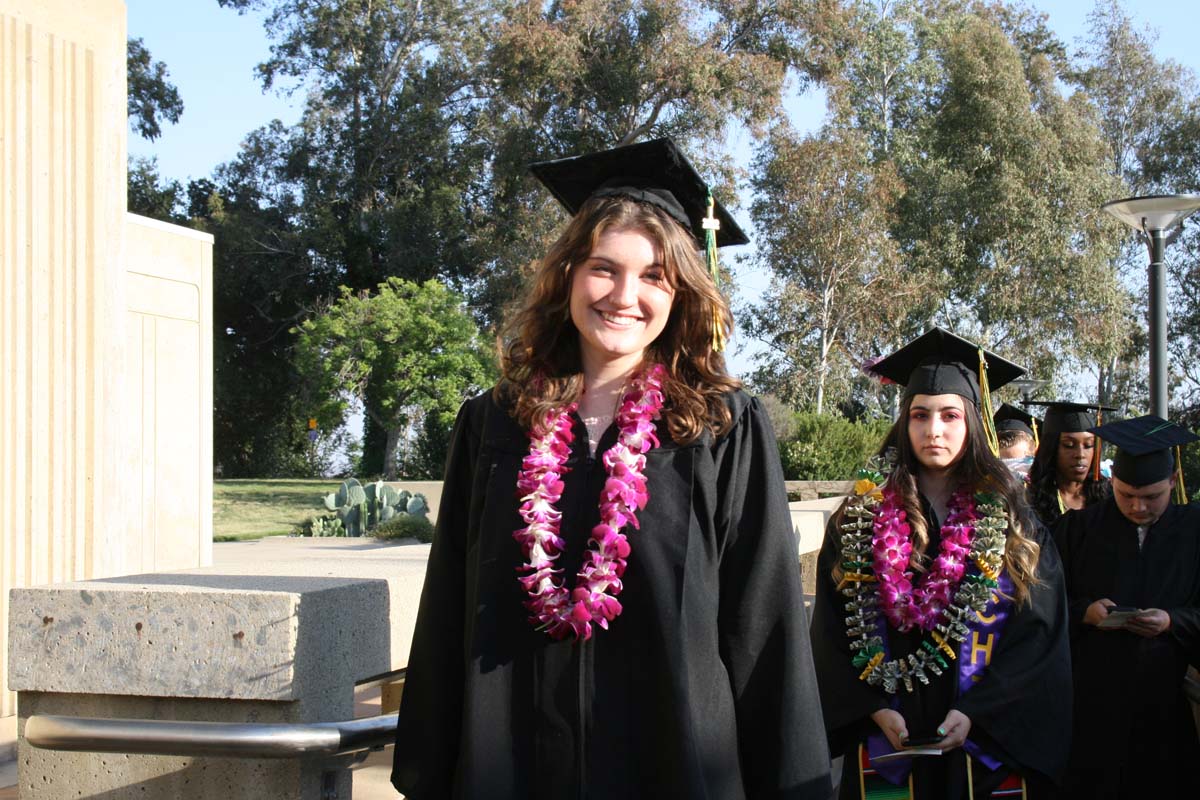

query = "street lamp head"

[{"left": 1101, "top": 193, "right": 1200, "bottom": 233}]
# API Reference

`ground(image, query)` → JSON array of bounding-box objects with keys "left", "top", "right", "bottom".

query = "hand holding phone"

[{"left": 900, "top": 733, "right": 945, "bottom": 748}]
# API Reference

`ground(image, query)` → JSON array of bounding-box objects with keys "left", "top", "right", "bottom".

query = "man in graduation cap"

[
  {"left": 994, "top": 403, "right": 1038, "bottom": 477},
  {"left": 393, "top": 138, "right": 834, "bottom": 800},
  {"left": 1025, "top": 401, "right": 1115, "bottom": 528},
  {"left": 1054, "top": 415, "right": 1200, "bottom": 799}
]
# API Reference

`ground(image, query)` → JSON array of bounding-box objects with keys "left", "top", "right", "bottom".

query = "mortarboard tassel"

[
  {"left": 1031, "top": 416, "right": 1040, "bottom": 450},
  {"left": 1174, "top": 445, "right": 1188, "bottom": 504},
  {"left": 703, "top": 190, "right": 725, "bottom": 353},
  {"left": 977, "top": 348, "right": 1000, "bottom": 457},
  {"left": 1094, "top": 407, "right": 1104, "bottom": 482}
]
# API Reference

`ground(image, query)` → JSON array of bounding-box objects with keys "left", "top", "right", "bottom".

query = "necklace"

[
  {"left": 513, "top": 364, "right": 666, "bottom": 641},
  {"left": 839, "top": 459, "right": 1008, "bottom": 693},
  {"left": 874, "top": 486, "right": 979, "bottom": 632}
]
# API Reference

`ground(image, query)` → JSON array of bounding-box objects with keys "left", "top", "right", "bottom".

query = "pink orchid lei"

[
  {"left": 873, "top": 486, "right": 979, "bottom": 633},
  {"left": 513, "top": 364, "right": 667, "bottom": 641}
]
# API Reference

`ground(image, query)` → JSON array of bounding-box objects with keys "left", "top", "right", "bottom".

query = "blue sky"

[{"left": 127, "top": 0, "right": 1200, "bottom": 380}]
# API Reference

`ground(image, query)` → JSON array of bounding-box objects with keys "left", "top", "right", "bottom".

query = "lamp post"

[
  {"left": 1009, "top": 379, "right": 1049, "bottom": 405},
  {"left": 1101, "top": 194, "right": 1200, "bottom": 418}
]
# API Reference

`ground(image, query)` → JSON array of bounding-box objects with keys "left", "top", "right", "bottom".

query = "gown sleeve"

[
  {"left": 809, "top": 503, "right": 889, "bottom": 755},
  {"left": 391, "top": 395, "right": 485, "bottom": 797},
  {"left": 951, "top": 523, "right": 1073, "bottom": 784},
  {"left": 713, "top": 396, "right": 833, "bottom": 800},
  {"left": 1166, "top": 528, "right": 1200, "bottom": 667}
]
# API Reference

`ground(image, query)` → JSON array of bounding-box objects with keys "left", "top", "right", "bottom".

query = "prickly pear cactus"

[
  {"left": 406, "top": 493, "right": 429, "bottom": 519},
  {"left": 309, "top": 515, "right": 346, "bottom": 537},
  {"left": 314, "top": 479, "right": 431, "bottom": 537}
]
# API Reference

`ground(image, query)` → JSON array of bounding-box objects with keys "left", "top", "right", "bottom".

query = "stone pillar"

[
  {"left": 1, "top": 0, "right": 215, "bottom": 758},
  {"left": 8, "top": 538, "right": 431, "bottom": 799},
  {"left": 0, "top": 0, "right": 130, "bottom": 726}
]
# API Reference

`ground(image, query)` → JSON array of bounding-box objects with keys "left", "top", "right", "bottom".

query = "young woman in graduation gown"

[
  {"left": 391, "top": 139, "right": 832, "bottom": 800},
  {"left": 810, "top": 330, "right": 1072, "bottom": 799},
  {"left": 1026, "top": 401, "right": 1112, "bottom": 529}
]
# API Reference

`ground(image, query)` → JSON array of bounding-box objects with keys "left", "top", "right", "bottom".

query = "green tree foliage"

[
  {"left": 777, "top": 412, "right": 892, "bottom": 480},
  {"left": 475, "top": 0, "right": 827, "bottom": 315},
  {"left": 127, "top": 37, "right": 183, "bottom": 141},
  {"left": 751, "top": 1, "right": 1129, "bottom": 416},
  {"left": 292, "top": 278, "right": 495, "bottom": 479},
  {"left": 894, "top": 13, "right": 1128, "bottom": 377},
  {"left": 746, "top": 123, "right": 921, "bottom": 413},
  {"left": 127, "top": 156, "right": 185, "bottom": 222},
  {"left": 219, "top": 0, "right": 494, "bottom": 474},
  {"left": 192, "top": 123, "right": 336, "bottom": 477},
  {"left": 1066, "top": 0, "right": 1199, "bottom": 407}
]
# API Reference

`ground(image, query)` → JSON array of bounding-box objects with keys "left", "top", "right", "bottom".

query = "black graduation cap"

[
  {"left": 866, "top": 327, "right": 1025, "bottom": 406},
  {"left": 1089, "top": 415, "right": 1200, "bottom": 486},
  {"left": 994, "top": 403, "right": 1038, "bottom": 438},
  {"left": 1023, "top": 401, "right": 1115, "bottom": 434},
  {"left": 528, "top": 138, "right": 750, "bottom": 247}
]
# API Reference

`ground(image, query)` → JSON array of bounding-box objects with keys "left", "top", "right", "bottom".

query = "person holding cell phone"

[
  {"left": 810, "top": 328, "right": 1072, "bottom": 799},
  {"left": 1054, "top": 415, "right": 1200, "bottom": 799}
]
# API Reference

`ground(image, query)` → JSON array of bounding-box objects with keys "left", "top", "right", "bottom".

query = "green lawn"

[{"left": 213, "top": 479, "right": 342, "bottom": 541}]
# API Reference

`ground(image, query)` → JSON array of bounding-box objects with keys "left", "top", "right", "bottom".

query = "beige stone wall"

[
  {"left": 2, "top": 0, "right": 213, "bottom": 735},
  {"left": 124, "top": 214, "right": 214, "bottom": 572},
  {"left": 0, "top": 0, "right": 129, "bottom": 723}
]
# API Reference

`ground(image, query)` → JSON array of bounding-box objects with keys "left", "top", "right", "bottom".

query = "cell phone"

[
  {"left": 1104, "top": 605, "right": 1139, "bottom": 614},
  {"left": 901, "top": 733, "right": 945, "bottom": 748}
]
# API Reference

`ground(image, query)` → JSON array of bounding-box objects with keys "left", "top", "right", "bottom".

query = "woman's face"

[
  {"left": 907, "top": 393, "right": 969, "bottom": 472},
  {"left": 1056, "top": 432, "right": 1095, "bottom": 483},
  {"left": 569, "top": 227, "right": 675, "bottom": 376}
]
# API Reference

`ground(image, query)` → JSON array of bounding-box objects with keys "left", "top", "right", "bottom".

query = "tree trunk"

[
  {"left": 816, "top": 329, "right": 828, "bottom": 415},
  {"left": 383, "top": 426, "right": 403, "bottom": 480}
]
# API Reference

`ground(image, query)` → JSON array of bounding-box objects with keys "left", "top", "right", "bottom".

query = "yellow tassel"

[
  {"left": 1031, "top": 417, "right": 1040, "bottom": 450},
  {"left": 1175, "top": 445, "right": 1188, "bottom": 505},
  {"left": 978, "top": 349, "right": 1000, "bottom": 457},
  {"left": 703, "top": 191, "right": 724, "bottom": 353},
  {"left": 1093, "top": 407, "right": 1104, "bottom": 482}
]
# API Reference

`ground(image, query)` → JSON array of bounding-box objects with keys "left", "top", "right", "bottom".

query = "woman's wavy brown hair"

[
  {"left": 833, "top": 393, "right": 1043, "bottom": 605},
  {"left": 497, "top": 195, "right": 740, "bottom": 444}
]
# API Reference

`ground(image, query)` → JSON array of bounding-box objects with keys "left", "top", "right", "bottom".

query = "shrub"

[
  {"left": 778, "top": 412, "right": 893, "bottom": 480},
  {"left": 374, "top": 514, "right": 435, "bottom": 543}
]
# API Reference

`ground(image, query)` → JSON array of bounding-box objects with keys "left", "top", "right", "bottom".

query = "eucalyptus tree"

[
  {"left": 745, "top": 123, "right": 920, "bottom": 413},
  {"left": 893, "top": 13, "right": 1128, "bottom": 380},
  {"left": 473, "top": 0, "right": 828, "bottom": 316},
  {"left": 217, "top": 0, "right": 495, "bottom": 473},
  {"left": 1066, "top": 0, "right": 1200, "bottom": 406}
]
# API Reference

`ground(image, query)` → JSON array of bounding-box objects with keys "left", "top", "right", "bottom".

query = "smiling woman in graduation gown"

[
  {"left": 810, "top": 328, "right": 1072, "bottom": 798},
  {"left": 391, "top": 139, "right": 831, "bottom": 800}
]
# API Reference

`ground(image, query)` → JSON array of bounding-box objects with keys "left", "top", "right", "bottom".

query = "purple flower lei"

[
  {"left": 513, "top": 364, "right": 667, "bottom": 641},
  {"left": 873, "top": 485, "right": 979, "bottom": 633}
]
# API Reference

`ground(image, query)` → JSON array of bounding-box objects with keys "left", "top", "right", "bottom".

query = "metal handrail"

[{"left": 24, "top": 711, "right": 399, "bottom": 759}]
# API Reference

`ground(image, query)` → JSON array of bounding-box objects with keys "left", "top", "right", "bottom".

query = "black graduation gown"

[
  {"left": 1054, "top": 499, "right": 1200, "bottom": 799},
  {"left": 391, "top": 388, "right": 833, "bottom": 800},
  {"left": 810, "top": 497, "right": 1072, "bottom": 798}
]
